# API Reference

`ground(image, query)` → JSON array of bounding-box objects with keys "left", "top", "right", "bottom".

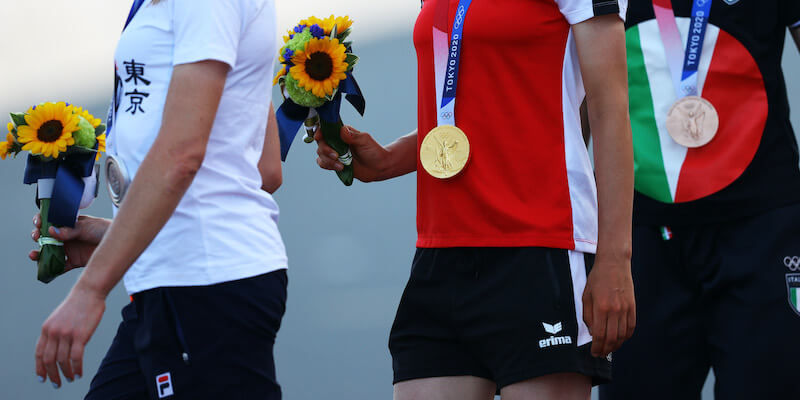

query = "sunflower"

[
  {"left": 289, "top": 37, "right": 348, "bottom": 98},
  {"left": 95, "top": 133, "right": 106, "bottom": 161},
  {"left": 273, "top": 68, "right": 287, "bottom": 86},
  {"left": 282, "top": 29, "right": 294, "bottom": 43},
  {"left": 2, "top": 125, "right": 15, "bottom": 159},
  {"left": 299, "top": 16, "right": 324, "bottom": 30},
  {"left": 333, "top": 16, "right": 354, "bottom": 34},
  {"left": 72, "top": 106, "right": 102, "bottom": 128},
  {"left": 16, "top": 102, "right": 78, "bottom": 158}
]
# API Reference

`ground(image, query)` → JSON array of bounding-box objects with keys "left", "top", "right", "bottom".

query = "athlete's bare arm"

[
  {"left": 573, "top": 14, "right": 636, "bottom": 358},
  {"left": 315, "top": 127, "right": 417, "bottom": 182}
]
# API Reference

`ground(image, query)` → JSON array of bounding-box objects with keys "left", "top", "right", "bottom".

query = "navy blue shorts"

[
  {"left": 85, "top": 270, "right": 287, "bottom": 400},
  {"left": 600, "top": 203, "right": 800, "bottom": 399}
]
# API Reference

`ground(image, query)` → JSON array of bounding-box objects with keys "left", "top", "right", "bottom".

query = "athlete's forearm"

[
  {"left": 575, "top": 15, "right": 634, "bottom": 264},
  {"left": 378, "top": 130, "right": 418, "bottom": 181},
  {"left": 76, "top": 61, "right": 228, "bottom": 297}
]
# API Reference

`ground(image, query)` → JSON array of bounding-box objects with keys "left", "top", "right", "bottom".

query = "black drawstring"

[{"left": 163, "top": 290, "right": 191, "bottom": 365}]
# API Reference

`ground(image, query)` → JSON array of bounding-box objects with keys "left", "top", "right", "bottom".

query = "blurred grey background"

[{"left": 1, "top": 1, "right": 799, "bottom": 398}]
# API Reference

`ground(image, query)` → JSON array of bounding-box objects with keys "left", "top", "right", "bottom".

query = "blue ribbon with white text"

[
  {"left": 653, "top": 0, "right": 713, "bottom": 98},
  {"left": 23, "top": 147, "right": 97, "bottom": 228},
  {"left": 433, "top": 0, "right": 473, "bottom": 127}
]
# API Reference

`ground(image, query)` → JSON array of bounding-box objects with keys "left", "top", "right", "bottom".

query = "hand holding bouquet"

[
  {"left": 2, "top": 102, "right": 105, "bottom": 283},
  {"left": 274, "top": 15, "right": 365, "bottom": 186}
]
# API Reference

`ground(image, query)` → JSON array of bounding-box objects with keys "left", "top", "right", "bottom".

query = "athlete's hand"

[
  {"left": 582, "top": 256, "right": 636, "bottom": 358},
  {"left": 35, "top": 283, "right": 105, "bottom": 387},
  {"left": 315, "top": 125, "right": 390, "bottom": 182},
  {"left": 30, "top": 214, "right": 110, "bottom": 272}
]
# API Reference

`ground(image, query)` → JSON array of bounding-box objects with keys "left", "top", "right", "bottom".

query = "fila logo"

[
  {"left": 785, "top": 256, "right": 800, "bottom": 271},
  {"left": 156, "top": 372, "right": 174, "bottom": 398},
  {"left": 539, "top": 322, "right": 573, "bottom": 349}
]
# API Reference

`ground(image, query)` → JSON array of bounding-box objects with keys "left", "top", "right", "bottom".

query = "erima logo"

[
  {"left": 156, "top": 372, "right": 174, "bottom": 398},
  {"left": 539, "top": 322, "right": 572, "bottom": 349}
]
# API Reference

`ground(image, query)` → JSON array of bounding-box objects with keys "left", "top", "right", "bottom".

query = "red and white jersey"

[{"left": 414, "top": 0, "right": 627, "bottom": 252}]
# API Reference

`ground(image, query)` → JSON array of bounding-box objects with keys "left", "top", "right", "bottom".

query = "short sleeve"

[
  {"left": 171, "top": 0, "right": 243, "bottom": 68},
  {"left": 781, "top": 0, "right": 800, "bottom": 28},
  {"left": 555, "top": 0, "right": 628, "bottom": 25}
]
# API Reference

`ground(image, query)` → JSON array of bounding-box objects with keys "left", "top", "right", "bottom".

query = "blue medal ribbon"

[
  {"left": 679, "top": 0, "right": 712, "bottom": 97},
  {"left": 276, "top": 72, "right": 365, "bottom": 161},
  {"left": 435, "top": 0, "right": 473, "bottom": 127},
  {"left": 107, "top": 0, "right": 147, "bottom": 135},
  {"left": 440, "top": 0, "right": 472, "bottom": 109},
  {"left": 654, "top": 0, "right": 713, "bottom": 98},
  {"left": 23, "top": 145, "right": 98, "bottom": 228}
]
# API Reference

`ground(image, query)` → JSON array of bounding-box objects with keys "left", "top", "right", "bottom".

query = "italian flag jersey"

[{"left": 626, "top": 0, "right": 800, "bottom": 225}]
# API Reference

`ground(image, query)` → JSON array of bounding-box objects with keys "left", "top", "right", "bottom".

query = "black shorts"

[
  {"left": 85, "top": 270, "right": 287, "bottom": 400},
  {"left": 389, "top": 247, "right": 611, "bottom": 390},
  {"left": 599, "top": 203, "right": 800, "bottom": 400}
]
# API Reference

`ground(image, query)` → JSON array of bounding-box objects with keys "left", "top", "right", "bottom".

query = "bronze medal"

[
  {"left": 420, "top": 125, "right": 470, "bottom": 179},
  {"left": 665, "top": 96, "right": 719, "bottom": 148}
]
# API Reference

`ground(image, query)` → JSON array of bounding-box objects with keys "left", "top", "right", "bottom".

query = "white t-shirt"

[{"left": 108, "top": 0, "right": 286, "bottom": 294}]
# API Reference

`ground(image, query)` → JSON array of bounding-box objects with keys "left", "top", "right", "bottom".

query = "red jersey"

[{"left": 414, "top": 0, "right": 625, "bottom": 252}]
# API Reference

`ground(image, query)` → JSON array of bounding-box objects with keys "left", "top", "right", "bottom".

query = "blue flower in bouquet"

[{"left": 308, "top": 24, "right": 325, "bottom": 39}]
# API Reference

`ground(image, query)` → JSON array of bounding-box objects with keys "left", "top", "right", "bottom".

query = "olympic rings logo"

[
  {"left": 440, "top": 111, "right": 453, "bottom": 120},
  {"left": 784, "top": 256, "right": 800, "bottom": 271}
]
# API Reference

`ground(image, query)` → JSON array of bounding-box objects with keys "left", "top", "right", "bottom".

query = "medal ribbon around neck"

[
  {"left": 653, "top": 0, "right": 712, "bottom": 98},
  {"left": 107, "top": 0, "right": 146, "bottom": 138},
  {"left": 420, "top": 0, "right": 473, "bottom": 179},
  {"left": 433, "top": 0, "right": 472, "bottom": 126},
  {"left": 104, "top": 0, "right": 146, "bottom": 207},
  {"left": 653, "top": 0, "right": 719, "bottom": 148}
]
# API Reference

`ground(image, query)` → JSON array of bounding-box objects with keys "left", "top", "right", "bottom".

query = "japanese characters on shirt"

[{"left": 122, "top": 59, "right": 151, "bottom": 115}]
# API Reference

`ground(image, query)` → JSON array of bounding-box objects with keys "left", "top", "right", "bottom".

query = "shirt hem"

[
  {"left": 124, "top": 263, "right": 288, "bottom": 295},
  {"left": 416, "top": 234, "right": 596, "bottom": 253}
]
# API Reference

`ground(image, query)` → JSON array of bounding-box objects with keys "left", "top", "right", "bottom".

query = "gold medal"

[
  {"left": 420, "top": 125, "right": 470, "bottom": 179},
  {"left": 665, "top": 96, "right": 719, "bottom": 148}
]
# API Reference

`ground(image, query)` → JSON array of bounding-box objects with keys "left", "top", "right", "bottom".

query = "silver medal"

[{"left": 105, "top": 155, "right": 130, "bottom": 207}]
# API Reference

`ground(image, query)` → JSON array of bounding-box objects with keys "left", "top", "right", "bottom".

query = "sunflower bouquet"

[
  {"left": 274, "top": 15, "right": 365, "bottom": 186},
  {"left": 3, "top": 102, "right": 105, "bottom": 283}
]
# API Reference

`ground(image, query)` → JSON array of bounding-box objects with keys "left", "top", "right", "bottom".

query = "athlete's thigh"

[
  {"left": 710, "top": 203, "right": 800, "bottom": 399},
  {"left": 500, "top": 373, "right": 590, "bottom": 400},
  {"left": 394, "top": 376, "right": 496, "bottom": 400}
]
